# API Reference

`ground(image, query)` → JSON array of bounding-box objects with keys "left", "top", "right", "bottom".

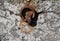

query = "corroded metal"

[{"left": 19, "top": 1, "right": 35, "bottom": 33}]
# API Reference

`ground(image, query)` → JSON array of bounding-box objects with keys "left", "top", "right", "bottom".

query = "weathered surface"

[{"left": 0, "top": 0, "right": 60, "bottom": 41}]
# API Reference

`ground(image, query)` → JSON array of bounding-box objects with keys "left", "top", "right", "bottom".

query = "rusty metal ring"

[{"left": 20, "top": 5, "right": 35, "bottom": 20}]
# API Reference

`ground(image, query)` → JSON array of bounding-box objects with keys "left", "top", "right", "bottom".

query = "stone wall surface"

[{"left": 0, "top": 0, "right": 60, "bottom": 41}]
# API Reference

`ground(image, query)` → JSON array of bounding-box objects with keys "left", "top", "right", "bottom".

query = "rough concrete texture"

[{"left": 0, "top": 0, "right": 60, "bottom": 41}]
